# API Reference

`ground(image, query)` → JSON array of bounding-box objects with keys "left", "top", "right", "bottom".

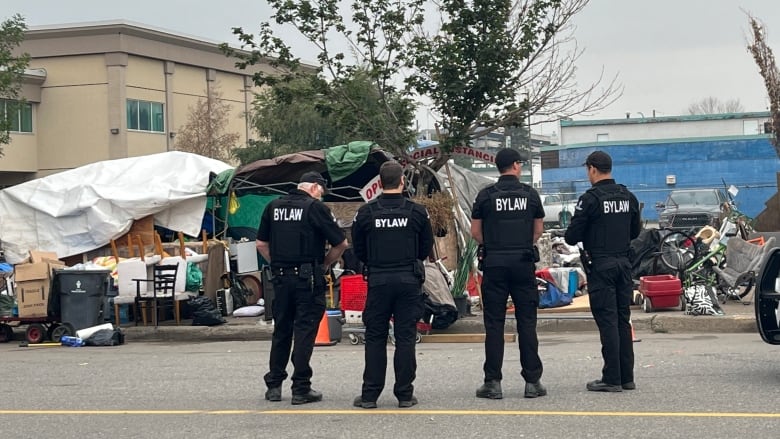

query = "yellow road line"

[{"left": 0, "top": 409, "right": 779, "bottom": 418}]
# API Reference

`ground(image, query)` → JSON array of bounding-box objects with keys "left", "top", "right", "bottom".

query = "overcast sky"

[{"left": 4, "top": 0, "right": 780, "bottom": 135}]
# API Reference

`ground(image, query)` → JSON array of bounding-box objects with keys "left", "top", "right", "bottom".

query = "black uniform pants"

[
  {"left": 481, "top": 262, "right": 543, "bottom": 384},
  {"left": 588, "top": 256, "right": 634, "bottom": 386},
  {"left": 360, "top": 272, "right": 424, "bottom": 402},
  {"left": 264, "top": 274, "right": 326, "bottom": 394}
]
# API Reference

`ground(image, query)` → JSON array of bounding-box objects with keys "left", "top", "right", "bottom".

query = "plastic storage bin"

[
  {"left": 340, "top": 275, "right": 367, "bottom": 324},
  {"left": 639, "top": 274, "right": 683, "bottom": 311}
]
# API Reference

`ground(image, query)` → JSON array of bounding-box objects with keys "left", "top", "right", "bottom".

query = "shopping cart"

[{"left": 339, "top": 274, "right": 430, "bottom": 345}]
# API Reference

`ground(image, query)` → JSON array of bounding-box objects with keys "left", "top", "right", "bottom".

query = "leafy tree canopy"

[
  {"left": 0, "top": 14, "right": 30, "bottom": 153},
  {"left": 223, "top": 0, "right": 620, "bottom": 169}
]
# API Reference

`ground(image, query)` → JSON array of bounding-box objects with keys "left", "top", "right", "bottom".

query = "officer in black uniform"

[
  {"left": 351, "top": 160, "right": 434, "bottom": 409},
  {"left": 471, "top": 148, "right": 547, "bottom": 400},
  {"left": 256, "top": 171, "right": 348, "bottom": 404},
  {"left": 564, "top": 151, "right": 641, "bottom": 392}
]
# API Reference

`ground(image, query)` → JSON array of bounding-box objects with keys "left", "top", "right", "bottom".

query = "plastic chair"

[
  {"left": 133, "top": 263, "right": 179, "bottom": 327},
  {"left": 713, "top": 237, "right": 776, "bottom": 301}
]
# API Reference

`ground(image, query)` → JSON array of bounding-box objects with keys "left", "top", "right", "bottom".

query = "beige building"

[{"left": 3, "top": 20, "right": 274, "bottom": 187}]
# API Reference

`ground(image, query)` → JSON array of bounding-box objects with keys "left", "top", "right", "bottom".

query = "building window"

[
  {"left": 1, "top": 100, "right": 33, "bottom": 133},
  {"left": 596, "top": 133, "right": 609, "bottom": 142},
  {"left": 127, "top": 99, "right": 164, "bottom": 132}
]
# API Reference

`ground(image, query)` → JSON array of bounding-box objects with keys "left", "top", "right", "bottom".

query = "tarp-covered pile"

[{"left": 0, "top": 151, "right": 232, "bottom": 264}]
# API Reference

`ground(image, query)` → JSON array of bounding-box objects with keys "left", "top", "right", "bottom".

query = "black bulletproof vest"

[
  {"left": 482, "top": 183, "right": 535, "bottom": 254},
  {"left": 269, "top": 196, "right": 319, "bottom": 265},
  {"left": 584, "top": 184, "right": 633, "bottom": 256},
  {"left": 366, "top": 198, "right": 418, "bottom": 268}
]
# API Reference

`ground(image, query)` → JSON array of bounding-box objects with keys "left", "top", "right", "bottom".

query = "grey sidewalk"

[{"left": 120, "top": 296, "right": 758, "bottom": 343}]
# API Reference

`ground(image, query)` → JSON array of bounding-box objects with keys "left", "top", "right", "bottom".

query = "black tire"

[
  {"left": 51, "top": 322, "right": 75, "bottom": 343},
  {"left": 642, "top": 297, "right": 653, "bottom": 313},
  {"left": 0, "top": 323, "right": 13, "bottom": 343},
  {"left": 46, "top": 323, "right": 61, "bottom": 341},
  {"left": 25, "top": 323, "right": 46, "bottom": 344},
  {"left": 238, "top": 274, "right": 262, "bottom": 302},
  {"left": 658, "top": 231, "right": 698, "bottom": 272}
]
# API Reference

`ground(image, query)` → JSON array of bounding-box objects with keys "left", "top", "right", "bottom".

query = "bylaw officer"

[
  {"left": 565, "top": 151, "right": 641, "bottom": 392},
  {"left": 351, "top": 160, "right": 434, "bottom": 409},
  {"left": 470, "top": 148, "right": 547, "bottom": 400},
  {"left": 256, "top": 171, "right": 348, "bottom": 404}
]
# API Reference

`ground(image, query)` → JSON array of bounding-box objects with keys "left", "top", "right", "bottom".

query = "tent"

[
  {"left": 221, "top": 141, "right": 396, "bottom": 240},
  {"left": 0, "top": 151, "right": 232, "bottom": 264}
]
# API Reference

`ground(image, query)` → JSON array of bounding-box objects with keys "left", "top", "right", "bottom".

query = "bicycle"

[{"left": 658, "top": 203, "right": 757, "bottom": 303}]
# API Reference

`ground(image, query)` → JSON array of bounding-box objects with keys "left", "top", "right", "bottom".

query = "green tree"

[
  {"left": 408, "top": 0, "right": 619, "bottom": 169},
  {"left": 0, "top": 14, "right": 30, "bottom": 153},
  {"left": 232, "top": 69, "right": 415, "bottom": 165},
  {"left": 225, "top": 0, "right": 619, "bottom": 170},
  {"left": 222, "top": 0, "right": 424, "bottom": 161}
]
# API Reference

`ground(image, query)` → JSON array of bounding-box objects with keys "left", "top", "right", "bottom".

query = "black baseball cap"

[
  {"left": 583, "top": 151, "right": 612, "bottom": 172},
  {"left": 495, "top": 148, "right": 528, "bottom": 170},
  {"left": 300, "top": 171, "right": 329, "bottom": 193}
]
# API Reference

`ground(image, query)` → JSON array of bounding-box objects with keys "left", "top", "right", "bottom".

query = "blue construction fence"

[{"left": 540, "top": 136, "right": 780, "bottom": 221}]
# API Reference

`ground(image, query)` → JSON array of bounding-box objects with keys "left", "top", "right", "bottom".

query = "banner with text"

[
  {"left": 359, "top": 174, "right": 383, "bottom": 202},
  {"left": 405, "top": 145, "right": 496, "bottom": 163}
]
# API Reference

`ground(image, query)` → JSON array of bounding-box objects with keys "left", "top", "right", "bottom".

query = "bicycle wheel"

[{"left": 658, "top": 231, "right": 698, "bottom": 272}]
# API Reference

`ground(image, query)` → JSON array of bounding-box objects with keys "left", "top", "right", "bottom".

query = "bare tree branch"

[{"left": 747, "top": 15, "right": 780, "bottom": 152}]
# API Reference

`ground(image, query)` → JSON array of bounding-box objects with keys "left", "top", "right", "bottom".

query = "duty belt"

[
  {"left": 590, "top": 252, "right": 630, "bottom": 259},
  {"left": 271, "top": 263, "right": 314, "bottom": 277},
  {"left": 367, "top": 265, "right": 415, "bottom": 274}
]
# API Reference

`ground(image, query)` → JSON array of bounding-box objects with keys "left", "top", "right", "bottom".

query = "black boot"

[
  {"left": 586, "top": 380, "right": 622, "bottom": 392},
  {"left": 524, "top": 381, "right": 547, "bottom": 398},
  {"left": 264, "top": 387, "right": 281, "bottom": 402},
  {"left": 476, "top": 381, "right": 503, "bottom": 399},
  {"left": 291, "top": 389, "right": 323, "bottom": 405}
]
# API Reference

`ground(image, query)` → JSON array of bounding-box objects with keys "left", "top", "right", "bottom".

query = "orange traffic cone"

[
  {"left": 630, "top": 319, "right": 641, "bottom": 343},
  {"left": 314, "top": 311, "right": 336, "bottom": 346}
]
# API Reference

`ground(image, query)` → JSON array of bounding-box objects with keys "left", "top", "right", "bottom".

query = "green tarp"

[
  {"left": 207, "top": 168, "right": 235, "bottom": 196},
  {"left": 325, "top": 141, "right": 375, "bottom": 182}
]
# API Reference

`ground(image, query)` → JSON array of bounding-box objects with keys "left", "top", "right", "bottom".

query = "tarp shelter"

[
  {"left": 222, "top": 141, "right": 394, "bottom": 240},
  {"left": 0, "top": 151, "right": 232, "bottom": 264}
]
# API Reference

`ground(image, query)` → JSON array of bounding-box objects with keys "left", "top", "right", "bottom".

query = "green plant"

[{"left": 451, "top": 239, "right": 478, "bottom": 298}]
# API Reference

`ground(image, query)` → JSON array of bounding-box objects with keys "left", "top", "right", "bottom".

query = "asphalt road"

[{"left": 2, "top": 333, "right": 779, "bottom": 439}]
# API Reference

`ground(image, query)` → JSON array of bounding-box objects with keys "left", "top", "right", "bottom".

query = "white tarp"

[{"left": 0, "top": 151, "right": 232, "bottom": 264}]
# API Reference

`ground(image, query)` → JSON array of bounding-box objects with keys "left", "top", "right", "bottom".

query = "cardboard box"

[
  {"left": 15, "top": 260, "right": 65, "bottom": 318},
  {"left": 29, "top": 250, "right": 59, "bottom": 264}
]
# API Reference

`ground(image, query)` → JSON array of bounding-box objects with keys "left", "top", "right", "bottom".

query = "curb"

[{"left": 120, "top": 313, "right": 758, "bottom": 343}]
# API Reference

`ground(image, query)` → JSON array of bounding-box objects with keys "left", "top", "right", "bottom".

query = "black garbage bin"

[{"left": 53, "top": 270, "right": 110, "bottom": 331}]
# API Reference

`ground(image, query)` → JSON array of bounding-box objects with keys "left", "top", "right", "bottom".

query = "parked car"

[
  {"left": 541, "top": 193, "right": 576, "bottom": 228},
  {"left": 655, "top": 188, "right": 730, "bottom": 231}
]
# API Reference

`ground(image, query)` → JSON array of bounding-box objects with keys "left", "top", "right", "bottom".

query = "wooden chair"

[
  {"left": 112, "top": 236, "right": 161, "bottom": 326},
  {"left": 133, "top": 263, "right": 179, "bottom": 327}
]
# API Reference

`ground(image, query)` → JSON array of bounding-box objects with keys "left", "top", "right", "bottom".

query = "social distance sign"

[{"left": 404, "top": 145, "right": 496, "bottom": 164}]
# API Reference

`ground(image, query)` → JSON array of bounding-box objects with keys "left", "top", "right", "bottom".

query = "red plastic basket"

[{"left": 340, "top": 274, "right": 368, "bottom": 312}]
